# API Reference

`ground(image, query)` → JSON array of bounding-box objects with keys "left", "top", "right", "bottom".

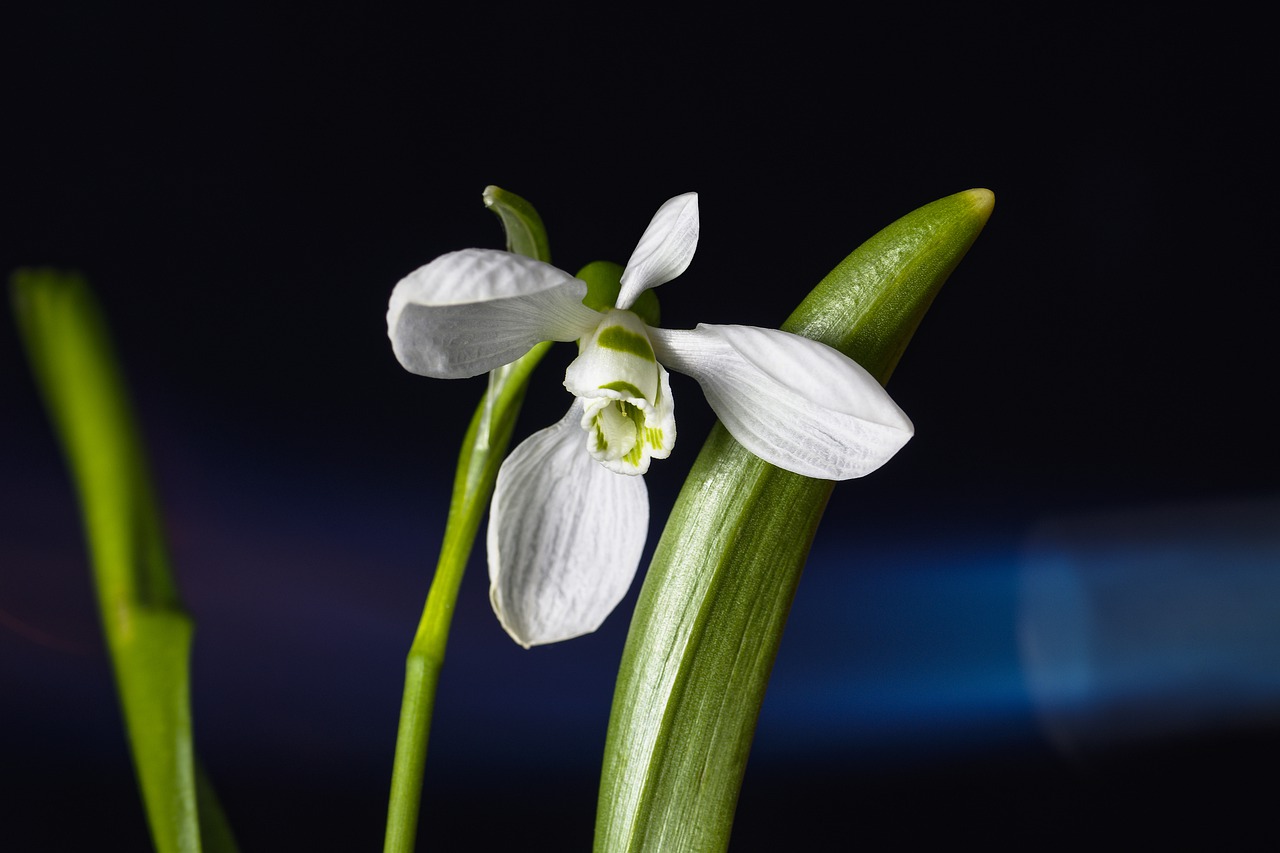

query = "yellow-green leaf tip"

[{"left": 963, "top": 187, "right": 995, "bottom": 218}]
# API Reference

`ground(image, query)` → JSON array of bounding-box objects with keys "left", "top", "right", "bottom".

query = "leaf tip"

[{"left": 962, "top": 187, "right": 995, "bottom": 219}]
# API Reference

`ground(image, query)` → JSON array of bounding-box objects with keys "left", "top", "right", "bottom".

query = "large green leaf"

[{"left": 595, "top": 189, "right": 995, "bottom": 852}]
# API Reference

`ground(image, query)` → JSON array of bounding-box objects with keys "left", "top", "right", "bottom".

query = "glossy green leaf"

[
  {"left": 12, "top": 269, "right": 238, "bottom": 853},
  {"left": 595, "top": 189, "right": 995, "bottom": 852}
]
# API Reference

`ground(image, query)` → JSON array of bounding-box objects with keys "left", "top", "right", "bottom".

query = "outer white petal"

[
  {"left": 388, "top": 249, "right": 601, "bottom": 378},
  {"left": 650, "top": 324, "right": 914, "bottom": 480},
  {"left": 616, "top": 193, "right": 699, "bottom": 310},
  {"left": 488, "top": 401, "right": 650, "bottom": 647}
]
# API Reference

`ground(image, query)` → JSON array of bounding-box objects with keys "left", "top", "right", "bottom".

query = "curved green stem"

[
  {"left": 383, "top": 186, "right": 554, "bottom": 853},
  {"left": 383, "top": 342, "right": 549, "bottom": 853}
]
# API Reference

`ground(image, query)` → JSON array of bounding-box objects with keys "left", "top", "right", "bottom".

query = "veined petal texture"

[
  {"left": 651, "top": 324, "right": 914, "bottom": 480},
  {"left": 488, "top": 401, "right": 650, "bottom": 647},
  {"left": 388, "top": 249, "right": 601, "bottom": 378},
  {"left": 616, "top": 193, "right": 699, "bottom": 310}
]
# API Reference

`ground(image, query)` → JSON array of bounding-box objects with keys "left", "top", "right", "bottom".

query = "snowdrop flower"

[{"left": 388, "top": 193, "right": 913, "bottom": 647}]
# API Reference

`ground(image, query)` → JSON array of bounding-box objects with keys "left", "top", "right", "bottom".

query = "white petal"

[
  {"left": 577, "top": 362, "right": 676, "bottom": 476},
  {"left": 488, "top": 401, "right": 650, "bottom": 647},
  {"left": 388, "top": 249, "right": 601, "bottom": 378},
  {"left": 616, "top": 193, "right": 699, "bottom": 310},
  {"left": 564, "top": 311, "right": 676, "bottom": 474},
  {"left": 563, "top": 309, "right": 661, "bottom": 404},
  {"left": 651, "top": 325, "right": 914, "bottom": 480}
]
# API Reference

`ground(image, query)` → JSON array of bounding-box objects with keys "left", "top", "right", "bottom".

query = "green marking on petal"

[
  {"left": 597, "top": 326, "right": 655, "bottom": 362},
  {"left": 618, "top": 401, "right": 648, "bottom": 468},
  {"left": 623, "top": 442, "right": 645, "bottom": 467},
  {"left": 582, "top": 383, "right": 671, "bottom": 474},
  {"left": 600, "top": 380, "right": 646, "bottom": 400}
]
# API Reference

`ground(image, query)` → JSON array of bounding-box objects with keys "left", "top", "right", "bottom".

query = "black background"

[{"left": 2, "top": 4, "right": 1274, "bottom": 850}]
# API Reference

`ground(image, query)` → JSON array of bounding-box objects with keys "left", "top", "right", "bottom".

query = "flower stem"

[
  {"left": 382, "top": 342, "right": 549, "bottom": 853},
  {"left": 383, "top": 187, "right": 554, "bottom": 851}
]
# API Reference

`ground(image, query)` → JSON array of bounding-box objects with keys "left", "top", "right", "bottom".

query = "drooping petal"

[
  {"left": 616, "top": 193, "right": 699, "bottom": 311},
  {"left": 488, "top": 401, "right": 650, "bottom": 647},
  {"left": 650, "top": 324, "right": 914, "bottom": 480},
  {"left": 388, "top": 249, "right": 601, "bottom": 378}
]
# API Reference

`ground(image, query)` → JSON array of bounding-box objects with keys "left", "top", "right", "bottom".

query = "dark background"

[{"left": 3, "top": 4, "right": 1274, "bottom": 850}]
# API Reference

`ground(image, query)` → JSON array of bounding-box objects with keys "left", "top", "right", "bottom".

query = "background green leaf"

[{"left": 11, "top": 269, "right": 237, "bottom": 853}]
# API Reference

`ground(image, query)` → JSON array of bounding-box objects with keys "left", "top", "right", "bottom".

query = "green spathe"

[{"left": 595, "top": 189, "right": 995, "bottom": 852}]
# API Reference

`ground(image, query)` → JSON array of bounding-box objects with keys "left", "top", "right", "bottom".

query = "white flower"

[{"left": 388, "top": 193, "right": 914, "bottom": 647}]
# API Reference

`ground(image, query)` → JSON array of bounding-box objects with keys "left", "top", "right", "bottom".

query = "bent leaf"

[{"left": 595, "top": 189, "right": 995, "bottom": 852}]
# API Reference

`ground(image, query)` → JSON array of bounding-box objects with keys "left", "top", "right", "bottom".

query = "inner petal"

[
  {"left": 564, "top": 309, "right": 677, "bottom": 476},
  {"left": 577, "top": 370, "right": 676, "bottom": 476},
  {"left": 586, "top": 398, "right": 640, "bottom": 463},
  {"left": 564, "top": 309, "right": 661, "bottom": 403}
]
